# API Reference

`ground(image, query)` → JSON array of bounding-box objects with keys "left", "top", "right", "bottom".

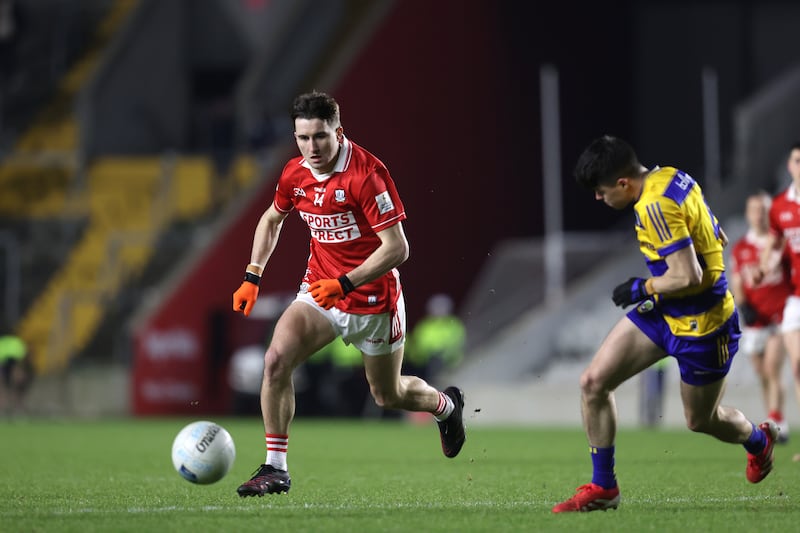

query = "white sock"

[
  {"left": 265, "top": 433, "right": 288, "bottom": 471},
  {"left": 433, "top": 391, "right": 455, "bottom": 421}
]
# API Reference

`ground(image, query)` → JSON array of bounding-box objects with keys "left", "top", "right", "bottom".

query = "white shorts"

[
  {"left": 295, "top": 291, "right": 406, "bottom": 356},
  {"left": 782, "top": 295, "right": 800, "bottom": 334},
  {"left": 739, "top": 325, "right": 778, "bottom": 356}
]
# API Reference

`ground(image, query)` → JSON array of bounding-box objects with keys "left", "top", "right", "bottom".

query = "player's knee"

[
  {"left": 579, "top": 369, "right": 608, "bottom": 400},
  {"left": 370, "top": 389, "right": 390, "bottom": 408},
  {"left": 262, "top": 349, "right": 292, "bottom": 383},
  {"left": 684, "top": 413, "right": 712, "bottom": 433},
  {"left": 369, "top": 385, "right": 400, "bottom": 409}
]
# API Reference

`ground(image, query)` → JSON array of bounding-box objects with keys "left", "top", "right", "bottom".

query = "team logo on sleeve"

[
  {"left": 293, "top": 187, "right": 306, "bottom": 197},
  {"left": 334, "top": 189, "right": 346, "bottom": 203},
  {"left": 375, "top": 191, "right": 395, "bottom": 214}
]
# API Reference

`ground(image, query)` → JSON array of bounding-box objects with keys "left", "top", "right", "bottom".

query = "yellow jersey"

[{"left": 633, "top": 167, "right": 735, "bottom": 337}]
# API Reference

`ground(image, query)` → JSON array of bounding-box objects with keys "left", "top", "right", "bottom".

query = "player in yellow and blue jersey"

[{"left": 552, "top": 135, "right": 779, "bottom": 513}]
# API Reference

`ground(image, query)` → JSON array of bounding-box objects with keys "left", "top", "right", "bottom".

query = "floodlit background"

[{"left": 1, "top": 0, "right": 799, "bottom": 426}]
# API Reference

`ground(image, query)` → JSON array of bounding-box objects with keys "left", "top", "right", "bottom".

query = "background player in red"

[
  {"left": 730, "top": 192, "right": 792, "bottom": 442},
  {"left": 759, "top": 141, "right": 800, "bottom": 461},
  {"left": 231, "top": 92, "right": 466, "bottom": 496}
]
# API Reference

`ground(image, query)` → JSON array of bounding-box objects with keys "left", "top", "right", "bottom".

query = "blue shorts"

[{"left": 626, "top": 300, "right": 741, "bottom": 386}]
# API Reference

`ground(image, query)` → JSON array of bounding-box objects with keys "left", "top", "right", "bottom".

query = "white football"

[{"left": 171, "top": 420, "right": 236, "bottom": 484}]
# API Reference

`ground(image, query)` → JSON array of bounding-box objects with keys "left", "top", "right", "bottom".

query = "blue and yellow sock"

[{"left": 590, "top": 446, "right": 617, "bottom": 489}]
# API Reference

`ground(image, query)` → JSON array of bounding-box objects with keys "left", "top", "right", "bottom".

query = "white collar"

[
  {"left": 787, "top": 182, "right": 800, "bottom": 203},
  {"left": 745, "top": 229, "right": 769, "bottom": 246}
]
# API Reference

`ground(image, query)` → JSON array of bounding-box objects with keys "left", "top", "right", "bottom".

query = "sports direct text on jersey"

[{"left": 300, "top": 210, "right": 362, "bottom": 243}]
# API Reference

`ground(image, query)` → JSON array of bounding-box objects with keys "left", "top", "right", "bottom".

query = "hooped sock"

[
  {"left": 265, "top": 433, "right": 289, "bottom": 471},
  {"left": 433, "top": 391, "right": 454, "bottom": 421}
]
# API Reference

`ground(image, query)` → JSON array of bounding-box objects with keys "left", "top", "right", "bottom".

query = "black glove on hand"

[
  {"left": 739, "top": 302, "right": 759, "bottom": 326},
  {"left": 612, "top": 277, "right": 649, "bottom": 308}
]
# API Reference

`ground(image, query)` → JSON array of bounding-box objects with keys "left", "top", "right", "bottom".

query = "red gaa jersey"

[
  {"left": 769, "top": 184, "right": 800, "bottom": 296},
  {"left": 730, "top": 230, "right": 791, "bottom": 326},
  {"left": 273, "top": 138, "right": 406, "bottom": 314}
]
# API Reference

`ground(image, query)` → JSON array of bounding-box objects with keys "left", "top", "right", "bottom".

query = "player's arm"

[
  {"left": 232, "top": 204, "right": 289, "bottom": 316},
  {"left": 718, "top": 226, "right": 729, "bottom": 247},
  {"left": 730, "top": 267, "right": 758, "bottom": 326},
  {"left": 753, "top": 232, "right": 785, "bottom": 285},
  {"left": 759, "top": 232, "right": 784, "bottom": 271},
  {"left": 612, "top": 244, "right": 702, "bottom": 307},
  {"left": 729, "top": 267, "right": 749, "bottom": 315},
  {"left": 309, "top": 222, "right": 409, "bottom": 309},
  {"left": 729, "top": 262, "right": 745, "bottom": 304},
  {"left": 344, "top": 222, "right": 409, "bottom": 286},
  {"left": 249, "top": 204, "right": 289, "bottom": 271},
  {"left": 651, "top": 244, "right": 703, "bottom": 294}
]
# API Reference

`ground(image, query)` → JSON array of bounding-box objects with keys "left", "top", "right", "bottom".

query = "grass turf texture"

[{"left": 2, "top": 418, "right": 798, "bottom": 532}]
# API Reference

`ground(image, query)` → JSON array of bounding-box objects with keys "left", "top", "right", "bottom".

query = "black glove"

[
  {"left": 739, "top": 302, "right": 759, "bottom": 326},
  {"left": 612, "top": 277, "right": 650, "bottom": 308}
]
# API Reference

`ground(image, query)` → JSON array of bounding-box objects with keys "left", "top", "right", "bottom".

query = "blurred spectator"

[
  {"left": 405, "top": 294, "right": 466, "bottom": 381},
  {"left": 0, "top": 325, "right": 32, "bottom": 415}
]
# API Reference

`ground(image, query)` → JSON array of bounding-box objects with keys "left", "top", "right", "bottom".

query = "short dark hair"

[
  {"left": 574, "top": 135, "right": 641, "bottom": 189},
  {"left": 746, "top": 189, "right": 771, "bottom": 203},
  {"left": 745, "top": 190, "right": 772, "bottom": 211},
  {"left": 790, "top": 140, "right": 800, "bottom": 153},
  {"left": 291, "top": 91, "right": 340, "bottom": 126}
]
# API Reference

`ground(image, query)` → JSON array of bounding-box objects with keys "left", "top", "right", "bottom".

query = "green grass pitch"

[{"left": 2, "top": 417, "right": 798, "bottom": 532}]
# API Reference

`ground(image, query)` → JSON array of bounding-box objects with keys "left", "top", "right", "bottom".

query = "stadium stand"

[
  {"left": 0, "top": 0, "right": 390, "bottom": 417},
  {"left": 4, "top": 0, "right": 800, "bottom": 419}
]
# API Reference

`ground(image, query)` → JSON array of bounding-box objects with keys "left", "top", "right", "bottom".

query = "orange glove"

[
  {"left": 233, "top": 272, "right": 261, "bottom": 316},
  {"left": 309, "top": 275, "right": 355, "bottom": 310}
]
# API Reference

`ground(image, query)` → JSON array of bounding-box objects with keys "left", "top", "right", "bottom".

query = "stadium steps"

[
  {"left": 17, "top": 155, "right": 222, "bottom": 374},
  {"left": 0, "top": 160, "right": 74, "bottom": 218},
  {"left": 0, "top": 0, "right": 119, "bottom": 152},
  {"left": 78, "top": 153, "right": 259, "bottom": 365},
  {"left": 17, "top": 158, "right": 161, "bottom": 374},
  {"left": 0, "top": 0, "right": 141, "bottom": 372},
  {"left": 13, "top": 0, "right": 137, "bottom": 156},
  {"left": 0, "top": 0, "right": 138, "bottom": 220},
  {"left": 4, "top": 0, "right": 256, "bottom": 373}
]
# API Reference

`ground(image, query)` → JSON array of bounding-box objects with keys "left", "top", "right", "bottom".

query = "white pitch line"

[
  {"left": 626, "top": 494, "right": 789, "bottom": 504},
  {"left": 5, "top": 494, "right": 790, "bottom": 518}
]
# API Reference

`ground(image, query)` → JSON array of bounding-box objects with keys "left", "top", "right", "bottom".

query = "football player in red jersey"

[
  {"left": 730, "top": 192, "right": 792, "bottom": 442},
  {"left": 231, "top": 92, "right": 465, "bottom": 497},
  {"left": 758, "top": 141, "right": 800, "bottom": 461}
]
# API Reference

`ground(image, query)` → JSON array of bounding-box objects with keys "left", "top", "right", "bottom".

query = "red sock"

[{"left": 768, "top": 410, "right": 784, "bottom": 423}]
